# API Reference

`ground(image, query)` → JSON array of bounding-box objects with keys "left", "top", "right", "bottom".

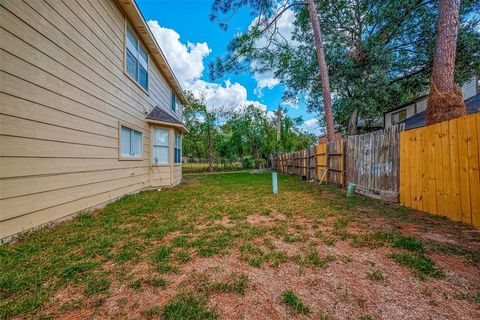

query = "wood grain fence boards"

[
  {"left": 327, "top": 140, "right": 345, "bottom": 186},
  {"left": 400, "top": 113, "right": 480, "bottom": 228},
  {"left": 308, "top": 146, "right": 316, "bottom": 180},
  {"left": 347, "top": 125, "right": 402, "bottom": 202},
  {"left": 316, "top": 143, "right": 327, "bottom": 183}
]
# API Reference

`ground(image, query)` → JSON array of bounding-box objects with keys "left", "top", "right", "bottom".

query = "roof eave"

[
  {"left": 146, "top": 119, "right": 188, "bottom": 133},
  {"left": 115, "top": 0, "right": 188, "bottom": 105}
]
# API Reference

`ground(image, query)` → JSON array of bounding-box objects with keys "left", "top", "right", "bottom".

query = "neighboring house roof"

[
  {"left": 115, "top": 0, "right": 187, "bottom": 105},
  {"left": 401, "top": 93, "right": 480, "bottom": 130},
  {"left": 357, "top": 116, "right": 384, "bottom": 128},
  {"left": 146, "top": 107, "right": 187, "bottom": 132},
  {"left": 384, "top": 94, "right": 428, "bottom": 115}
]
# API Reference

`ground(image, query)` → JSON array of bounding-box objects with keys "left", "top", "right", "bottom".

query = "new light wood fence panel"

[
  {"left": 400, "top": 114, "right": 480, "bottom": 228},
  {"left": 346, "top": 125, "right": 402, "bottom": 202},
  {"left": 316, "top": 143, "right": 327, "bottom": 183}
]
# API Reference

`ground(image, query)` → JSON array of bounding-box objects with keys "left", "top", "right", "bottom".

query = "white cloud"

[
  {"left": 187, "top": 79, "right": 267, "bottom": 113},
  {"left": 302, "top": 118, "right": 322, "bottom": 135},
  {"left": 148, "top": 20, "right": 266, "bottom": 114},
  {"left": 281, "top": 99, "right": 299, "bottom": 109},
  {"left": 148, "top": 20, "right": 211, "bottom": 85},
  {"left": 253, "top": 70, "right": 280, "bottom": 96},
  {"left": 250, "top": 8, "right": 297, "bottom": 95},
  {"left": 303, "top": 118, "right": 318, "bottom": 127}
]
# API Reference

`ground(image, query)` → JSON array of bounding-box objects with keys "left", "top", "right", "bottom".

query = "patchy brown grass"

[{"left": 2, "top": 173, "right": 479, "bottom": 319}]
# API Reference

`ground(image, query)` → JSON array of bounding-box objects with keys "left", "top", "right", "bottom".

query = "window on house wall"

[
  {"left": 120, "top": 126, "right": 143, "bottom": 158},
  {"left": 152, "top": 128, "right": 169, "bottom": 164},
  {"left": 174, "top": 132, "right": 181, "bottom": 164},
  {"left": 392, "top": 109, "right": 406, "bottom": 125},
  {"left": 126, "top": 25, "right": 148, "bottom": 91},
  {"left": 171, "top": 91, "right": 177, "bottom": 112}
]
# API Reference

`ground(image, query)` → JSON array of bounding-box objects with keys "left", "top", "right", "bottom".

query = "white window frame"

[
  {"left": 119, "top": 124, "right": 143, "bottom": 160},
  {"left": 392, "top": 109, "right": 406, "bottom": 125},
  {"left": 125, "top": 23, "right": 149, "bottom": 92},
  {"left": 174, "top": 132, "right": 182, "bottom": 164},
  {"left": 152, "top": 127, "right": 170, "bottom": 165}
]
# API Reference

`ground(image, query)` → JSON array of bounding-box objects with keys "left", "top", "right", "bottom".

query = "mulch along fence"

[{"left": 274, "top": 114, "right": 480, "bottom": 228}]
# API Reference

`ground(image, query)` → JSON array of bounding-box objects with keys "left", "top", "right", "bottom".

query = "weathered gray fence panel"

[
  {"left": 327, "top": 140, "right": 345, "bottom": 186},
  {"left": 346, "top": 124, "right": 404, "bottom": 202}
]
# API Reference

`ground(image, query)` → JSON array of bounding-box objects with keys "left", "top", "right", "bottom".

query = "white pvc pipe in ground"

[{"left": 272, "top": 172, "right": 278, "bottom": 194}]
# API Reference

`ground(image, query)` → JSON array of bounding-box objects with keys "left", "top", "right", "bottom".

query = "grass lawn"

[{"left": 1, "top": 173, "right": 479, "bottom": 319}]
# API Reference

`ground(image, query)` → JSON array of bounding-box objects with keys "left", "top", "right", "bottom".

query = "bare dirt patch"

[
  {"left": 247, "top": 214, "right": 277, "bottom": 226},
  {"left": 215, "top": 216, "right": 237, "bottom": 228}
]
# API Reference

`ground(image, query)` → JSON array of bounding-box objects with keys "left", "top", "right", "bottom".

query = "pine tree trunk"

[
  {"left": 426, "top": 0, "right": 466, "bottom": 125},
  {"left": 347, "top": 109, "right": 359, "bottom": 136},
  {"left": 306, "top": 0, "right": 335, "bottom": 142}
]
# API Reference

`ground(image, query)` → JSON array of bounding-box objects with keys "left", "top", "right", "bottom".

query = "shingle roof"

[
  {"left": 146, "top": 106, "right": 183, "bottom": 125},
  {"left": 402, "top": 93, "right": 480, "bottom": 130}
]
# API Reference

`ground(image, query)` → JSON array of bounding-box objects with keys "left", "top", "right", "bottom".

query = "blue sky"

[{"left": 136, "top": 0, "right": 321, "bottom": 134}]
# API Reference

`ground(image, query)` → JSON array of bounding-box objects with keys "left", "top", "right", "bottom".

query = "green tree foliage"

[
  {"left": 183, "top": 94, "right": 316, "bottom": 165},
  {"left": 209, "top": 0, "right": 480, "bottom": 131},
  {"left": 282, "top": 0, "right": 480, "bottom": 130},
  {"left": 182, "top": 92, "right": 218, "bottom": 162}
]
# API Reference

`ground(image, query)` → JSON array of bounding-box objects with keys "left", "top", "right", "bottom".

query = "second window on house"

[
  {"left": 120, "top": 126, "right": 143, "bottom": 158},
  {"left": 126, "top": 25, "right": 148, "bottom": 91},
  {"left": 153, "top": 128, "right": 169, "bottom": 164}
]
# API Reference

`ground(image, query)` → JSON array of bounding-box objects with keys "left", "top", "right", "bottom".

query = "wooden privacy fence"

[
  {"left": 276, "top": 129, "right": 400, "bottom": 192},
  {"left": 400, "top": 113, "right": 480, "bottom": 228},
  {"left": 347, "top": 124, "right": 403, "bottom": 202},
  {"left": 275, "top": 140, "right": 344, "bottom": 185},
  {"left": 273, "top": 115, "right": 479, "bottom": 228}
]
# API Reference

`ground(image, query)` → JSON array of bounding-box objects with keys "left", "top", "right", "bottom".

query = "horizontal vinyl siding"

[
  {"left": 150, "top": 166, "right": 172, "bottom": 187},
  {"left": 173, "top": 165, "right": 182, "bottom": 185},
  {"left": 0, "top": 0, "right": 182, "bottom": 239}
]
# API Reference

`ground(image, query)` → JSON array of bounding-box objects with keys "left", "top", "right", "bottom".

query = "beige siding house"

[{"left": 0, "top": 0, "right": 187, "bottom": 241}]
